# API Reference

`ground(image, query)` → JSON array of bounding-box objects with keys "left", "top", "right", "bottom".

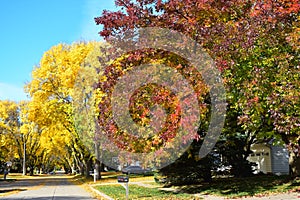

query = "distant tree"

[{"left": 0, "top": 100, "right": 19, "bottom": 165}]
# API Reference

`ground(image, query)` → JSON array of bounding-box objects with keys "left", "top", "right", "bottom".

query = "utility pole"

[{"left": 22, "top": 135, "right": 26, "bottom": 176}]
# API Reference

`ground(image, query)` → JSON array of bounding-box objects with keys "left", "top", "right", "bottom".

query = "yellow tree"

[
  {"left": 0, "top": 100, "right": 19, "bottom": 167},
  {"left": 0, "top": 100, "right": 45, "bottom": 175},
  {"left": 26, "top": 42, "right": 96, "bottom": 175},
  {"left": 19, "top": 101, "right": 45, "bottom": 175},
  {"left": 73, "top": 41, "right": 118, "bottom": 178}
]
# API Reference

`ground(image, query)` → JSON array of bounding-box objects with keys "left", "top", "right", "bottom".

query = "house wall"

[
  {"left": 271, "top": 146, "right": 289, "bottom": 175},
  {"left": 248, "top": 144, "right": 272, "bottom": 174}
]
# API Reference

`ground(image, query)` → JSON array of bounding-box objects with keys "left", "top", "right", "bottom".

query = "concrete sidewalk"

[{"left": 0, "top": 177, "right": 96, "bottom": 200}]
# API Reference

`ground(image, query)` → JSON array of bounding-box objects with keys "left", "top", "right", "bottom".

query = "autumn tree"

[
  {"left": 95, "top": 0, "right": 300, "bottom": 177},
  {"left": 73, "top": 43, "right": 106, "bottom": 178},
  {"left": 26, "top": 42, "right": 97, "bottom": 176},
  {"left": 18, "top": 101, "right": 45, "bottom": 175},
  {"left": 0, "top": 100, "right": 20, "bottom": 166},
  {"left": 0, "top": 100, "right": 44, "bottom": 175}
]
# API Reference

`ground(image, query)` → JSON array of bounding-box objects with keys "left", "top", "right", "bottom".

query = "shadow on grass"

[{"left": 177, "top": 175, "right": 293, "bottom": 198}]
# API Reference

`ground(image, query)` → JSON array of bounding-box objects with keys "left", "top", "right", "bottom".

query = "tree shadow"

[
  {"left": 0, "top": 179, "right": 16, "bottom": 182},
  {"left": 176, "top": 175, "right": 292, "bottom": 198},
  {"left": 0, "top": 188, "right": 26, "bottom": 193},
  {"left": 0, "top": 176, "right": 83, "bottom": 190}
]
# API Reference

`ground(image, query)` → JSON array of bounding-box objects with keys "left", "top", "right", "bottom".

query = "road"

[{"left": 0, "top": 176, "right": 96, "bottom": 200}]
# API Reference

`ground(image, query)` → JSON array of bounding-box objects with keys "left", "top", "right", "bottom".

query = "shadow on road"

[
  {"left": 0, "top": 176, "right": 75, "bottom": 195},
  {"left": 0, "top": 176, "right": 96, "bottom": 200},
  {"left": 0, "top": 189, "right": 27, "bottom": 193}
]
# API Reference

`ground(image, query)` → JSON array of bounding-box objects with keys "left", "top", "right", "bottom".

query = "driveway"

[{"left": 0, "top": 176, "right": 96, "bottom": 200}]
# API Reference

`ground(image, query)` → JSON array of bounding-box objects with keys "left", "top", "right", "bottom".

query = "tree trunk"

[
  {"left": 85, "top": 158, "right": 92, "bottom": 178},
  {"left": 289, "top": 151, "right": 300, "bottom": 178},
  {"left": 30, "top": 166, "right": 34, "bottom": 176},
  {"left": 95, "top": 142, "right": 101, "bottom": 179},
  {"left": 79, "top": 162, "right": 84, "bottom": 176}
]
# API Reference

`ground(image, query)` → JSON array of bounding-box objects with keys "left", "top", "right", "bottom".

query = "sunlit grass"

[
  {"left": 94, "top": 184, "right": 202, "bottom": 200},
  {"left": 2, "top": 173, "right": 71, "bottom": 179},
  {"left": 0, "top": 173, "right": 31, "bottom": 180}
]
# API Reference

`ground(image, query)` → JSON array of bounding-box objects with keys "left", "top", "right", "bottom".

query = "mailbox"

[{"left": 117, "top": 176, "right": 129, "bottom": 183}]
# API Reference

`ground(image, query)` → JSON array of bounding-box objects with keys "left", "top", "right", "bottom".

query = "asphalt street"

[{"left": 0, "top": 176, "right": 96, "bottom": 200}]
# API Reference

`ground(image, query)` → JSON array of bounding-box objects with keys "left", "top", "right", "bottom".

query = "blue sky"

[{"left": 0, "top": 0, "right": 116, "bottom": 101}]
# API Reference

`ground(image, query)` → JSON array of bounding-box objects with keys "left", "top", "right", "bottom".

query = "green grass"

[
  {"left": 177, "top": 175, "right": 300, "bottom": 198},
  {"left": 94, "top": 184, "right": 202, "bottom": 200},
  {"left": 84, "top": 172, "right": 300, "bottom": 199}
]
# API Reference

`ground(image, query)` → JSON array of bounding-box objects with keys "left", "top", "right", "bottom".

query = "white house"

[{"left": 248, "top": 143, "right": 289, "bottom": 175}]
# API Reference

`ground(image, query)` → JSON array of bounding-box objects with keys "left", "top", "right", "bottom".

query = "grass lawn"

[
  {"left": 91, "top": 173, "right": 300, "bottom": 199},
  {"left": 177, "top": 175, "right": 300, "bottom": 198},
  {"left": 94, "top": 184, "right": 202, "bottom": 200},
  {"left": 75, "top": 172, "right": 300, "bottom": 199}
]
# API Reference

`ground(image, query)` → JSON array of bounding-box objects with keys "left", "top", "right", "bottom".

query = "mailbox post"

[
  {"left": 93, "top": 168, "right": 98, "bottom": 183},
  {"left": 117, "top": 176, "right": 129, "bottom": 199}
]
